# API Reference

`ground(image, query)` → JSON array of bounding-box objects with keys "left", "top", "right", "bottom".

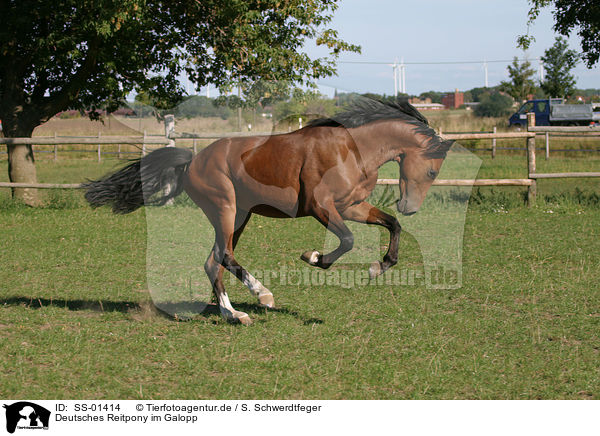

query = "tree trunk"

[{"left": 3, "top": 121, "right": 39, "bottom": 206}]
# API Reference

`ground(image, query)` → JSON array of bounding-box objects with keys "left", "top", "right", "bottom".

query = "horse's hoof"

[
  {"left": 222, "top": 309, "right": 253, "bottom": 325},
  {"left": 236, "top": 313, "right": 253, "bottom": 325},
  {"left": 301, "top": 250, "right": 321, "bottom": 266},
  {"left": 258, "top": 292, "right": 275, "bottom": 308},
  {"left": 369, "top": 261, "right": 383, "bottom": 279}
]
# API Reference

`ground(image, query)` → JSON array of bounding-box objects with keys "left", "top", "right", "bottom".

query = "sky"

[{"left": 300, "top": 0, "right": 599, "bottom": 97}]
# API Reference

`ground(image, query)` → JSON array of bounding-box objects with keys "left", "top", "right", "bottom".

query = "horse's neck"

[{"left": 351, "top": 121, "right": 419, "bottom": 172}]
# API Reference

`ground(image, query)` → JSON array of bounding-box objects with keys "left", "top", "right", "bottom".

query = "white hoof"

[
  {"left": 369, "top": 261, "right": 383, "bottom": 279},
  {"left": 236, "top": 313, "right": 253, "bottom": 325},
  {"left": 258, "top": 292, "right": 275, "bottom": 308},
  {"left": 301, "top": 250, "right": 321, "bottom": 266},
  {"left": 221, "top": 308, "right": 253, "bottom": 325}
]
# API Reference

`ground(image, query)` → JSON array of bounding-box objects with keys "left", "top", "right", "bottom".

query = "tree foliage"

[
  {"left": 418, "top": 91, "right": 444, "bottom": 104},
  {"left": 272, "top": 89, "right": 338, "bottom": 123},
  {"left": 499, "top": 57, "right": 537, "bottom": 102},
  {"left": 464, "top": 86, "right": 500, "bottom": 103},
  {"left": 540, "top": 37, "right": 578, "bottom": 98},
  {"left": 0, "top": 0, "right": 359, "bottom": 136},
  {"left": 0, "top": 0, "right": 359, "bottom": 204},
  {"left": 474, "top": 91, "right": 514, "bottom": 118},
  {"left": 518, "top": 0, "right": 600, "bottom": 67}
]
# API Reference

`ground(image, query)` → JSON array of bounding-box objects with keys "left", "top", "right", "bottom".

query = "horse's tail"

[{"left": 83, "top": 147, "right": 194, "bottom": 214}]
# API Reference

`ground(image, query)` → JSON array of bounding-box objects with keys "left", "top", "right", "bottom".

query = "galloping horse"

[{"left": 85, "top": 99, "right": 454, "bottom": 324}]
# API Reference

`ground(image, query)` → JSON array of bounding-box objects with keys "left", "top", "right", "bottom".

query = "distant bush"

[
  {"left": 174, "top": 96, "right": 233, "bottom": 119},
  {"left": 273, "top": 89, "right": 338, "bottom": 123},
  {"left": 474, "top": 91, "right": 514, "bottom": 118}
]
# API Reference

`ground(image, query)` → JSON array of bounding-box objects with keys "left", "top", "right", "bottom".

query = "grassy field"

[{"left": 0, "top": 152, "right": 599, "bottom": 399}]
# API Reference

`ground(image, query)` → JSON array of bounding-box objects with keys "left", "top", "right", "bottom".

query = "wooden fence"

[
  {"left": 0, "top": 134, "right": 171, "bottom": 162},
  {"left": 1, "top": 124, "right": 599, "bottom": 205},
  {"left": 448, "top": 123, "right": 600, "bottom": 159}
]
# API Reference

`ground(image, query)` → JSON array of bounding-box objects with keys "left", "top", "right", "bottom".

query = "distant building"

[
  {"left": 412, "top": 103, "right": 445, "bottom": 111},
  {"left": 442, "top": 89, "right": 464, "bottom": 109},
  {"left": 410, "top": 97, "right": 444, "bottom": 111},
  {"left": 410, "top": 97, "right": 432, "bottom": 105}
]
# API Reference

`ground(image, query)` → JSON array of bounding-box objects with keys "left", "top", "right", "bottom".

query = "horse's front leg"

[
  {"left": 301, "top": 200, "right": 354, "bottom": 269},
  {"left": 340, "top": 201, "right": 402, "bottom": 279}
]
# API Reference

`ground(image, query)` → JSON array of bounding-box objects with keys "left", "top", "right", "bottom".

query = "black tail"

[{"left": 83, "top": 147, "right": 194, "bottom": 214}]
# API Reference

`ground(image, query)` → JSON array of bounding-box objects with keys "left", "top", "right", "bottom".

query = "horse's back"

[{"left": 185, "top": 127, "right": 372, "bottom": 217}]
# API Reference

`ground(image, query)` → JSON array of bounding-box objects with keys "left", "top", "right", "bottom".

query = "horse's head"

[{"left": 395, "top": 140, "right": 453, "bottom": 215}]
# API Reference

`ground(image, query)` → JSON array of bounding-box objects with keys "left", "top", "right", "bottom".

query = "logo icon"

[{"left": 3, "top": 402, "right": 50, "bottom": 434}]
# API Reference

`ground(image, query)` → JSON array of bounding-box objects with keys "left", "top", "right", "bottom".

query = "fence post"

[
  {"left": 118, "top": 143, "right": 122, "bottom": 160},
  {"left": 164, "top": 114, "right": 175, "bottom": 147},
  {"left": 142, "top": 130, "right": 147, "bottom": 156},
  {"left": 163, "top": 114, "right": 176, "bottom": 205},
  {"left": 193, "top": 139, "right": 197, "bottom": 154},
  {"left": 54, "top": 132, "right": 58, "bottom": 161},
  {"left": 545, "top": 131, "right": 550, "bottom": 160},
  {"left": 527, "top": 135, "right": 537, "bottom": 206},
  {"left": 97, "top": 131, "right": 101, "bottom": 162},
  {"left": 492, "top": 126, "right": 496, "bottom": 159}
]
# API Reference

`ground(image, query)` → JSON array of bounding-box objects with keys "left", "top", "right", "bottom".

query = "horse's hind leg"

[
  {"left": 341, "top": 201, "right": 401, "bottom": 279},
  {"left": 204, "top": 209, "right": 273, "bottom": 325},
  {"left": 229, "top": 211, "right": 274, "bottom": 308},
  {"left": 204, "top": 247, "right": 252, "bottom": 324}
]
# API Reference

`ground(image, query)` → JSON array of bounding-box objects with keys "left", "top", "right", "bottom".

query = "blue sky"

[{"left": 305, "top": 0, "right": 599, "bottom": 96}]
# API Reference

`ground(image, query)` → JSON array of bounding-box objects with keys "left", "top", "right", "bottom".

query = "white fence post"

[
  {"left": 142, "top": 130, "right": 147, "bottom": 156},
  {"left": 163, "top": 115, "right": 176, "bottom": 205},
  {"left": 492, "top": 126, "right": 497, "bottom": 159},
  {"left": 164, "top": 114, "right": 175, "bottom": 147},
  {"left": 54, "top": 132, "right": 58, "bottom": 161},
  {"left": 97, "top": 131, "right": 101, "bottom": 162},
  {"left": 545, "top": 132, "right": 550, "bottom": 160}
]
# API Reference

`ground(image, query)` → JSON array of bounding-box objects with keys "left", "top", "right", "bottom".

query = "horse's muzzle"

[{"left": 396, "top": 199, "right": 417, "bottom": 216}]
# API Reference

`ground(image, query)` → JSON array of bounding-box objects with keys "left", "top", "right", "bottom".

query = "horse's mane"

[{"left": 307, "top": 99, "right": 453, "bottom": 158}]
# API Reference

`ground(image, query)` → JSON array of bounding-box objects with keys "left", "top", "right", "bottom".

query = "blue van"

[
  {"left": 509, "top": 98, "right": 600, "bottom": 127},
  {"left": 508, "top": 99, "right": 564, "bottom": 127}
]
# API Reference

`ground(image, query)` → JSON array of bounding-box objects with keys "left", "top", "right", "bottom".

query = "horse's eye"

[{"left": 427, "top": 169, "right": 438, "bottom": 179}]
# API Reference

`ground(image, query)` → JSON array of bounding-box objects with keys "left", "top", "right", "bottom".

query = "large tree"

[
  {"left": 500, "top": 57, "right": 538, "bottom": 102},
  {"left": 540, "top": 37, "right": 578, "bottom": 98},
  {"left": 0, "top": 1, "right": 359, "bottom": 205},
  {"left": 518, "top": 0, "right": 600, "bottom": 67}
]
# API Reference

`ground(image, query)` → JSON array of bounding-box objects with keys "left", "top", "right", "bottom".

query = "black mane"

[{"left": 307, "top": 99, "right": 453, "bottom": 158}]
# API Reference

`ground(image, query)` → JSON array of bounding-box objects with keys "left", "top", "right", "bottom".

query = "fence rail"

[
  {"left": 1, "top": 124, "right": 598, "bottom": 204},
  {"left": 0, "top": 136, "right": 170, "bottom": 145}
]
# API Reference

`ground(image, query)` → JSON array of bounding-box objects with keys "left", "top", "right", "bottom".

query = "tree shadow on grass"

[{"left": 0, "top": 296, "right": 321, "bottom": 325}]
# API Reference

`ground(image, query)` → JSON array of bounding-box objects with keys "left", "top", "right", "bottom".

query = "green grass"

[
  {"left": 0, "top": 156, "right": 599, "bottom": 399},
  {"left": 1, "top": 203, "right": 599, "bottom": 399}
]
